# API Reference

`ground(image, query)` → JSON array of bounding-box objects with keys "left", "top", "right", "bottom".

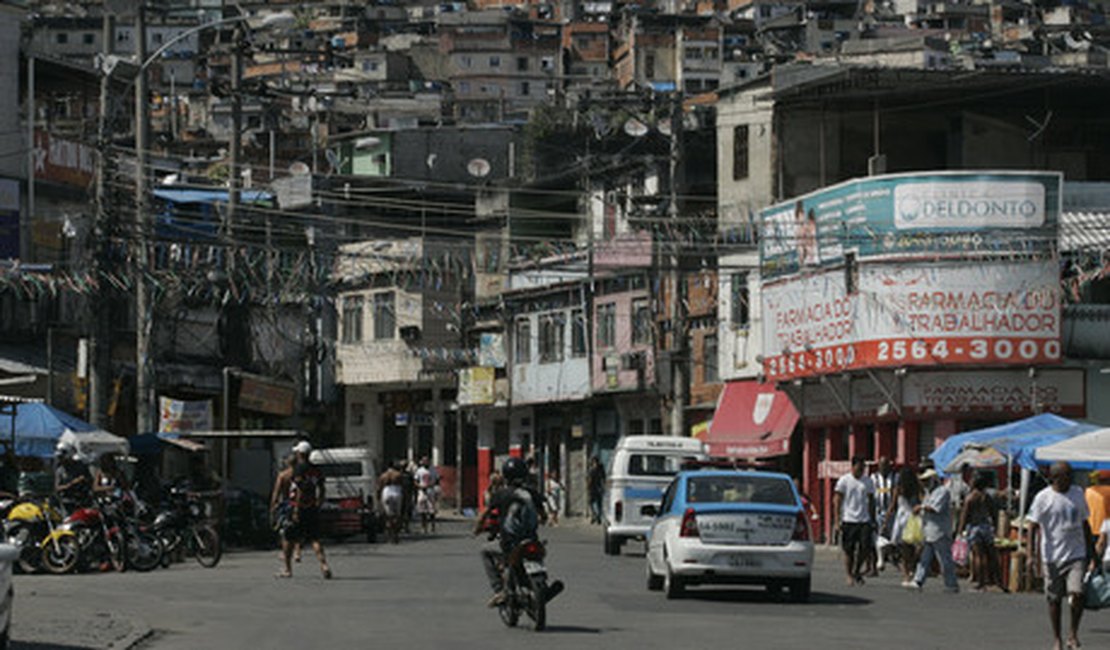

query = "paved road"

[{"left": 10, "top": 520, "right": 1110, "bottom": 649}]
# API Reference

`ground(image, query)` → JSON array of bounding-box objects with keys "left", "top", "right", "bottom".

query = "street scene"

[
  {"left": 3, "top": 0, "right": 1110, "bottom": 648},
  {"left": 7, "top": 519, "right": 1097, "bottom": 650}
]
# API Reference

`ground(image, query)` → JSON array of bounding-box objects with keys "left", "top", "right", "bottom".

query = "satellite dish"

[
  {"left": 467, "top": 158, "right": 491, "bottom": 178},
  {"left": 104, "top": 0, "right": 139, "bottom": 16},
  {"left": 354, "top": 136, "right": 382, "bottom": 150},
  {"left": 289, "top": 162, "right": 311, "bottom": 175},
  {"left": 426, "top": 153, "right": 438, "bottom": 169},
  {"left": 657, "top": 120, "right": 672, "bottom": 137},
  {"left": 623, "top": 118, "right": 649, "bottom": 138}
]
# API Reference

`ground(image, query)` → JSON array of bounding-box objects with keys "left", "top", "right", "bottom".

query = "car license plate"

[{"left": 727, "top": 554, "right": 760, "bottom": 568}]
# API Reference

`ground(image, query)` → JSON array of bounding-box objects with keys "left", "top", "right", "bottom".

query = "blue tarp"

[
  {"left": 930, "top": 413, "right": 1100, "bottom": 475},
  {"left": 152, "top": 188, "right": 273, "bottom": 204},
  {"left": 0, "top": 403, "right": 99, "bottom": 458}
]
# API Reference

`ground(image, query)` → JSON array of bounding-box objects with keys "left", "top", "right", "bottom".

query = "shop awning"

[{"left": 704, "top": 381, "right": 800, "bottom": 459}]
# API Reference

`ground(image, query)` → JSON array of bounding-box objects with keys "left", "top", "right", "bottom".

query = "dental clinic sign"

[
  {"left": 760, "top": 172, "right": 1061, "bottom": 279},
  {"left": 893, "top": 179, "right": 1045, "bottom": 229}
]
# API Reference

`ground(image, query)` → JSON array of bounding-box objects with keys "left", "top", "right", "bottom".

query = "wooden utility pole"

[
  {"left": 90, "top": 12, "right": 115, "bottom": 429},
  {"left": 134, "top": 4, "right": 154, "bottom": 435}
]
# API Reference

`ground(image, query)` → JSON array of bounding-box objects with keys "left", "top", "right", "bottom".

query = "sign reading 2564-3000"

[{"left": 758, "top": 172, "right": 1061, "bottom": 279}]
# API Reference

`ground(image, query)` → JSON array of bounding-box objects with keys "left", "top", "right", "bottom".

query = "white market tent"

[{"left": 1034, "top": 427, "right": 1110, "bottom": 470}]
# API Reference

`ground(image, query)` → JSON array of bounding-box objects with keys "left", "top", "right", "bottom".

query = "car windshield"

[
  {"left": 627, "top": 454, "right": 687, "bottom": 477},
  {"left": 686, "top": 475, "right": 796, "bottom": 506}
]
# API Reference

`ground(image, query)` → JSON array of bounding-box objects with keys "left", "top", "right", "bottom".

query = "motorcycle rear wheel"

[
  {"left": 497, "top": 599, "right": 519, "bottom": 628},
  {"left": 191, "top": 525, "right": 221, "bottom": 568},
  {"left": 528, "top": 576, "right": 547, "bottom": 631},
  {"left": 42, "top": 536, "right": 80, "bottom": 575}
]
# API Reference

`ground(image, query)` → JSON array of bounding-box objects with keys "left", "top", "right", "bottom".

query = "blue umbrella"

[{"left": 0, "top": 403, "right": 99, "bottom": 458}]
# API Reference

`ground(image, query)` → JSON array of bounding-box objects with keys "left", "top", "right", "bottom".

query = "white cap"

[{"left": 292, "top": 440, "right": 312, "bottom": 455}]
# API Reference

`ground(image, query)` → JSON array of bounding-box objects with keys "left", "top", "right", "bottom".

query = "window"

[
  {"left": 460, "top": 55, "right": 472, "bottom": 68},
  {"left": 703, "top": 333, "right": 718, "bottom": 383},
  {"left": 82, "top": 33, "right": 95, "bottom": 45},
  {"left": 458, "top": 81, "right": 471, "bottom": 94},
  {"left": 627, "top": 454, "right": 683, "bottom": 477},
  {"left": 520, "top": 81, "right": 530, "bottom": 96},
  {"left": 597, "top": 303, "right": 616, "bottom": 349},
  {"left": 731, "top": 272, "right": 750, "bottom": 329},
  {"left": 644, "top": 54, "right": 655, "bottom": 79},
  {"left": 540, "top": 56, "right": 555, "bottom": 71},
  {"left": 686, "top": 475, "right": 795, "bottom": 505},
  {"left": 705, "top": 47, "right": 718, "bottom": 60},
  {"left": 372, "top": 292, "right": 395, "bottom": 340},
  {"left": 539, "top": 313, "right": 565, "bottom": 363},
  {"left": 489, "top": 55, "right": 501, "bottom": 68},
  {"left": 152, "top": 32, "right": 163, "bottom": 45},
  {"left": 632, "top": 298, "right": 652, "bottom": 345},
  {"left": 628, "top": 419, "right": 644, "bottom": 436},
  {"left": 517, "top": 57, "right": 528, "bottom": 71},
  {"left": 571, "top": 309, "right": 587, "bottom": 357},
  {"left": 56, "top": 33, "right": 68, "bottom": 44},
  {"left": 515, "top": 318, "right": 531, "bottom": 364},
  {"left": 341, "top": 295, "right": 363, "bottom": 343},
  {"left": 733, "top": 125, "right": 749, "bottom": 180},
  {"left": 684, "top": 47, "right": 702, "bottom": 60}
]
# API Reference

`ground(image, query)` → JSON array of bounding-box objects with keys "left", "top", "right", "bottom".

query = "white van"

[
  {"left": 308, "top": 447, "right": 379, "bottom": 541},
  {"left": 603, "top": 435, "right": 707, "bottom": 555}
]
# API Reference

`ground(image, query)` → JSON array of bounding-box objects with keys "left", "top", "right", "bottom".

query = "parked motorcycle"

[
  {"left": 153, "top": 487, "right": 221, "bottom": 568},
  {"left": 5, "top": 497, "right": 69, "bottom": 574},
  {"left": 44, "top": 492, "right": 162, "bottom": 573},
  {"left": 495, "top": 538, "right": 563, "bottom": 632}
]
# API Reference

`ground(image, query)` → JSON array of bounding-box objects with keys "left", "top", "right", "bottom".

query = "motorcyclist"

[
  {"left": 53, "top": 440, "right": 91, "bottom": 511},
  {"left": 474, "top": 457, "right": 548, "bottom": 607}
]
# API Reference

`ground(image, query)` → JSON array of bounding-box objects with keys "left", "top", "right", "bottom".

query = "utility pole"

[
  {"left": 90, "top": 12, "right": 116, "bottom": 429},
  {"left": 134, "top": 5, "right": 154, "bottom": 435},
  {"left": 666, "top": 84, "right": 683, "bottom": 434}
]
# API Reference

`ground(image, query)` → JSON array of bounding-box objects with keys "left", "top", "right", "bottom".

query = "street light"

[{"left": 129, "top": 9, "right": 295, "bottom": 435}]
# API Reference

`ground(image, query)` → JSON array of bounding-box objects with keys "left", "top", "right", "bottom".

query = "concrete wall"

[
  {"left": 511, "top": 306, "right": 592, "bottom": 405},
  {"left": 592, "top": 288, "right": 655, "bottom": 393},
  {"left": 718, "top": 250, "right": 763, "bottom": 382},
  {"left": 716, "top": 81, "right": 776, "bottom": 234}
]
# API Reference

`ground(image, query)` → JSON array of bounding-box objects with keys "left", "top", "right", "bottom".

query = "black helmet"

[{"left": 502, "top": 457, "right": 528, "bottom": 483}]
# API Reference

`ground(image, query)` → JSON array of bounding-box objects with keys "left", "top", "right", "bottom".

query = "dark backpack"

[{"left": 501, "top": 487, "right": 539, "bottom": 540}]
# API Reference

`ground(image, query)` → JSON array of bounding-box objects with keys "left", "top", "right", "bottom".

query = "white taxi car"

[{"left": 645, "top": 469, "right": 813, "bottom": 601}]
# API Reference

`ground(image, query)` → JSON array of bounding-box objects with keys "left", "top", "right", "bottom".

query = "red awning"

[{"left": 704, "top": 381, "right": 800, "bottom": 459}]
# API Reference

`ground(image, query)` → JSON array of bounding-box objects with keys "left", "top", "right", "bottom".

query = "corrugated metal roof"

[{"left": 1061, "top": 211, "right": 1110, "bottom": 253}]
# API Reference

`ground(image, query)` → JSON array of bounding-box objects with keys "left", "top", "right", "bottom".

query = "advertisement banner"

[
  {"left": 457, "top": 367, "right": 495, "bottom": 406},
  {"left": 158, "top": 398, "right": 213, "bottom": 433},
  {"left": 238, "top": 377, "right": 296, "bottom": 416},
  {"left": 478, "top": 333, "right": 506, "bottom": 369},
  {"left": 762, "top": 260, "right": 1060, "bottom": 380},
  {"left": 33, "top": 130, "right": 96, "bottom": 189},
  {"left": 759, "top": 172, "right": 1061, "bottom": 279}
]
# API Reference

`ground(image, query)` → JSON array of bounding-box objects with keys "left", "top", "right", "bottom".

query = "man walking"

[
  {"left": 834, "top": 457, "right": 875, "bottom": 585},
  {"left": 275, "top": 441, "right": 332, "bottom": 579},
  {"left": 1027, "top": 462, "right": 1095, "bottom": 650},
  {"left": 587, "top": 457, "right": 605, "bottom": 525},
  {"left": 911, "top": 467, "right": 959, "bottom": 593},
  {"left": 871, "top": 457, "right": 895, "bottom": 573}
]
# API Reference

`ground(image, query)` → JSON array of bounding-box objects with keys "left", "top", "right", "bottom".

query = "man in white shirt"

[
  {"left": 1026, "top": 462, "right": 1096, "bottom": 650},
  {"left": 834, "top": 456, "right": 876, "bottom": 586},
  {"left": 911, "top": 468, "right": 959, "bottom": 593}
]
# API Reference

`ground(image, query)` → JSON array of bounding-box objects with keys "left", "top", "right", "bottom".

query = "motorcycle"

[
  {"left": 44, "top": 492, "right": 162, "bottom": 573},
  {"left": 495, "top": 538, "right": 563, "bottom": 632},
  {"left": 153, "top": 487, "right": 221, "bottom": 568},
  {"left": 5, "top": 497, "right": 69, "bottom": 574}
]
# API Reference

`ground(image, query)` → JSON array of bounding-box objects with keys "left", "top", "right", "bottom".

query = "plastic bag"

[
  {"left": 952, "top": 537, "right": 969, "bottom": 566},
  {"left": 1085, "top": 570, "right": 1110, "bottom": 610},
  {"left": 902, "top": 514, "right": 924, "bottom": 545}
]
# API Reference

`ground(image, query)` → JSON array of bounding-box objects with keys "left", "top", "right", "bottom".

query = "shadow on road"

[
  {"left": 680, "top": 589, "right": 871, "bottom": 606},
  {"left": 541, "top": 625, "right": 603, "bottom": 634}
]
